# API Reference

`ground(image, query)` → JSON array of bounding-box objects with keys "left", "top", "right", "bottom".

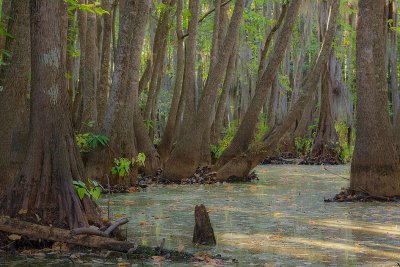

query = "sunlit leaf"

[{"left": 8, "top": 234, "right": 21, "bottom": 241}]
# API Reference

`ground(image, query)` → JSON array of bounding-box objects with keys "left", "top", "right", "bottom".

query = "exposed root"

[{"left": 324, "top": 188, "right": 399, "bottom": 202}]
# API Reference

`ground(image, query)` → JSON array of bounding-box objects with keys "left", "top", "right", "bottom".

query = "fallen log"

[
  {"left": 0, "top": 216, "right": 193, "bottom": 261},
  {"left": 0, "top": 216, "right": 135, "bottom": 252}
]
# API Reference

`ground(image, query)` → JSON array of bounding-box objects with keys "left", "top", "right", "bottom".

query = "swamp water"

[{"left": 2, "top": 165, "right": 400, "bottom": 266}]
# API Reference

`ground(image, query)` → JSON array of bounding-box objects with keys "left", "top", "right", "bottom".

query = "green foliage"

[
  {"left": 136, "top": 152, "right": 146, "bottom": 166},
  {"left": 73, "top": 179, "right": 102, "bottom": 201},
  {"left": 0, "top": 20, "right": 12, "bottom": 38},
  {"left": 335, "top": 121, "right": 355, "bottom": 163},
  {"left": 111, "top": 157, "right": 132, "bottom": 177},
  {"left": 76, "top": 132, "right": 109, "bottom": 152},
  {"left": 67, "top": 12, "right": 79, "bottom": 58},
  {"left": 254, "top": 113, "right": 269, "bottom": 142},
  {"left": 144, "top": 119, "right": 155, "bottom": 132},
  {"left": 294, "top": 137, "right": 313, "bottom": 155},
  {"left": 210, "top": 120, "right": 239, "bottom": 159},
  {"left": 65, "top": 0, "right": 110, "bottom": 15},
  {"left": 65, "top": 0, "right": 108, "bottom": 58},
  {"left": 111, "top": 153, "right": 146, "bottom": 177}
]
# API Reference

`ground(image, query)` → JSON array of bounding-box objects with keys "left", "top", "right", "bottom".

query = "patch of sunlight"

[
  {"left": 287, "top": 236, "right": 400, "bottom": 260},
  {"left": 219, "top": 233, "right": 334, "bottom": 262},
  {"left": 220, "top": 232, "right": 400, "bottom": 262},
  {"left": 308, "top": 219, "right": 400, "bottom": 237}
]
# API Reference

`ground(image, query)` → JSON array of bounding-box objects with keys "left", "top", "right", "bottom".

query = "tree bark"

[
  {"left": 215, "top": 0, "right": 302, "bottom": 169},
  {"left": 177, "top": 0, "right": 200, "bottom": 141},
  {"left": 164, "top": 0, "right": 246, "bottom": 180},
  {"left": 0, "top": 0, "right": 30, "bottom": 194},
  {"left": 74, "top": 0, "right": 87, "bottom": 129},
  {"left": 311, "top": 2, "right": 339, "bottom": 159},
  {"left": 157, "top": 0, "right": 185, "bottom": 164},
  {"left": 350, "top": 0, "right": 400, "bottom": 197},
  {"left": 97, "top": 0, "right": 113, "bottom": 123},
  {"left": 199, "top": 0, "right": 224, "bottom": 166},
  {"left": 212, "top": 41, "right": 237, "bottom": 144},
  {"left": 216, "top": 0, "right": 340, "bottom": 181},
  {"left": 87, "top": 0, "right": 149, "bottom": 185},
  {"left": 143, "top": 0, "right": 172, "bottom": 125},
  {"left": 80, "top": 2, "right": 99, "bottom": 132},
  {"left": 192, "top": 205, "right": 216, "bottom": 246},
  {"left": 0, "top": 0, "right": 100, "bottom": 228}
]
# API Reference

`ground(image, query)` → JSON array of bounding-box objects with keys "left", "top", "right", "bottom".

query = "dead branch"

[{"left": 71, "top": 218, "right": 129, "bottom": 237}]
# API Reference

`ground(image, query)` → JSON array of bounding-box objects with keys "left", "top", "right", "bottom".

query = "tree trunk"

[
  {"left": 311, "top": 2, "right": 340, "bottom": 159},
  {"left": 97, "top": 0, "right": 113, "bottom": 123},
  {"left": 350, "top": 0, "right": 400, "bottom": 197},
  {"left": 192, "top": 205, "right": 216, "bottom": 245},
  {"left": 199, "top": 0, "right": 224, "bottom": 166},
  {"left": 157, "top": 0, "right": 185, "bottom": 164},
  {"left": 215, "top": 0, "right": 302, "bottom": 169},
  {"left": 0, "top": 0, "right": 30, "bottom": 194},
  {"left": 74, "top": 0, "right": 87, "bottom": 129},
  {"left": 163, "top": 0, "right": 246, "bottom": 180},
  {"left": 177, "top": 0, "right": 200, "bottom": 141},
  {"left": 143, "top": 0, "right": 172, "bottom": 124},
  {"left": 0, "top": 0, "right": 100, "bottom": 229},
  {"left": 87, "top": 0, "right": 148, "bottom": 185},
  {"left": 138, "top": 58, "right": 152, "bottom": 96},
  {"left": 80, "top": 3, "right": 98, "bottom": 132},
  {"left": 216, "top": 0, "right": 340, "bottom": 181},
  {"left": 212, "top": 45, "right": 237, "bottom": 144}
]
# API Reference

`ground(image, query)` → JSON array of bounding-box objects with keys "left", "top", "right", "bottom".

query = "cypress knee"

[{"left": 192, "top": 204, "right": 216, "bottom": 245}]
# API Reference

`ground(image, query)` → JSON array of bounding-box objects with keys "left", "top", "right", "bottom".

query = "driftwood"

[
  {"left": 192, "top": 204, "right": 216, "bottom": 245},
  {"left": 71, "top": 218, "right": 128, "bottom": 237}
]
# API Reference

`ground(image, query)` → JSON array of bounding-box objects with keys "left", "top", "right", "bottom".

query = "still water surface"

[{"left": 3, "top": 165, "right": 400, "bottom": 266}]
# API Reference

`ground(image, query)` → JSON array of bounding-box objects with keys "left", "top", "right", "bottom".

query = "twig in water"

[
  {"left": 322, "top": 164, "right": 349, "bottom": 180},
  {"left": 107, "top": 174, "right": 111, "bottom": 221}
]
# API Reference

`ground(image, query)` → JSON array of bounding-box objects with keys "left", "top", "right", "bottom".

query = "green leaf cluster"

[
  {"left": 65, "top": 0, "right": 110, "bottom": 15},
  {"left": 73, "top": 179, "right": 102, "bottom": 200},
  {"left": 210, "top": 120, "right": 240, "bottom": 159},
  {"left": 111, "top": 153, "right": 146, "bottom": 177},
  {"left": 76, "top": 132, "right": 109, "bottom": 152},
  {"left": 294, "top": 137, "right": 313, "bottom": 156}
]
